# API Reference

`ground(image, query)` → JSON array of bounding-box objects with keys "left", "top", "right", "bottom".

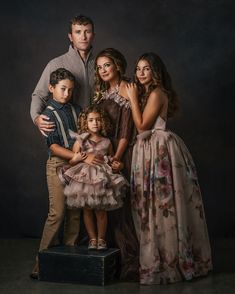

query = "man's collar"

[{"left": 69, "top": 44, "right": 93, "bottom": 62}]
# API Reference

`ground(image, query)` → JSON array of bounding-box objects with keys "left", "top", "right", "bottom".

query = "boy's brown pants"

[{"left": 39, "top": 156, "right": 80, "bottom": 251}]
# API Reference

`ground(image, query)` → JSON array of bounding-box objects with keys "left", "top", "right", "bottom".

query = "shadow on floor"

[{"left": 0, "top": 238, "right": 234, "bottom": 294}]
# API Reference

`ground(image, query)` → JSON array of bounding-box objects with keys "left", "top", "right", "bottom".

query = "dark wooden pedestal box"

[{"left": 38, "top": 246, "right": 120, "bottom": 285}]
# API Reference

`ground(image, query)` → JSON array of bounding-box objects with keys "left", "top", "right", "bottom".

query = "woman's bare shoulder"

[
  {"left": 149, "top": 87, "right": 167, "bottom": 101},
  {"left": 119, "top": 80, "right": 129, "bottom": 99}
]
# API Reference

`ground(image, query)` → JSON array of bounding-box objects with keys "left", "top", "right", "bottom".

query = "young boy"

[{"left": 30, "top": 68, "right": 83, "bottom": 279}]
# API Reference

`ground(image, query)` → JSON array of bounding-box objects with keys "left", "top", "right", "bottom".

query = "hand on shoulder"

[
  {"left": 125, "top": 82, "right": 138, "bottom": 102},
  {"left": 34, "top": 114, "right": 55, "bottom": 137},
  {"left": 118, "top": 81, "right": 136, "bottom": 101}
]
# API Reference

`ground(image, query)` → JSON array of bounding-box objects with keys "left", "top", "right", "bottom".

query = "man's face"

[{"left": 68, "top": 23, "right": 94, "bottom": 53}]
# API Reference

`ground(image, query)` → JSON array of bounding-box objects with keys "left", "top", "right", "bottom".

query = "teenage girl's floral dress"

[{"left": 131, "top": 116, "right": 212, "bottom": 284}]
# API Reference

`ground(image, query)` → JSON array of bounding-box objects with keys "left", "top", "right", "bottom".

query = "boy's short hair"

[
  {"left": 69, "top": 15, "right": 94, "bottom": 33},
  {"left": 50, "top": 68, "right": 75, "bottom": 86}
]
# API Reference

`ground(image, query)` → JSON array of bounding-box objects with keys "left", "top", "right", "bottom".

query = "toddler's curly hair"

[{"left": 78, "top": 105, "right": 112, "bottom": 136}]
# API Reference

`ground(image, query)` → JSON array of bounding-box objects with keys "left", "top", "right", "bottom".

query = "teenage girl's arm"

[{"left": 126, "top": 83, "right": 165, "bottom": 131}]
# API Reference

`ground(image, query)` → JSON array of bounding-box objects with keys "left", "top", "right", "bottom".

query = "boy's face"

[{"left": 49, "top": 79, "right": 74, "bottom": 104}]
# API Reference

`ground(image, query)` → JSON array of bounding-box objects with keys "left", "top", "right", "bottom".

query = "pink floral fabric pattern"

[{"left": 131, "top": 116, "right": 212, "bottom": 284}]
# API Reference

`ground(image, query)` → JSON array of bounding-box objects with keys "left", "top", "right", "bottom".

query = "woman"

[
  {"left": 93, "top": 48, "right": 139, "bottom": 280},
  {"left": 126, "top": 52, "right": 212, "bottom": 284}
]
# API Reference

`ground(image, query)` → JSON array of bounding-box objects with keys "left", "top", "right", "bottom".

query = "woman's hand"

[
  {"left": 111, "top": 158, "right": 124, "bottom": 172},
  {"left": 125, "top": 83, "right": 138, "bottom": 102}
]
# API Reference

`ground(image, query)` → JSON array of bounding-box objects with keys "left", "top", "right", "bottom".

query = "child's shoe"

[
  {"left": 97, "top": 239, "right": 107, "bottom": 250},
  {"left": 88, "top": 238, "right": 97, "bottom": 250}
]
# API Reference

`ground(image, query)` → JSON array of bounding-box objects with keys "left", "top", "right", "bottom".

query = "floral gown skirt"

[{"left": 131, "top": 128, "right": 212, "bottom": 284}]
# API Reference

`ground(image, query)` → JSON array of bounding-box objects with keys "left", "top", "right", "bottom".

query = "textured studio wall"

[{"left": 0, "top": 0, "right": 234, "bottom": 237}]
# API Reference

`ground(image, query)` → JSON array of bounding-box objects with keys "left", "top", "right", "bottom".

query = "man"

[
  {"left": 30, "top": 14, "right": 95, "bottom": 136},
  {"left": 30, "top": 15, "right": 95, "bottom": 279}
]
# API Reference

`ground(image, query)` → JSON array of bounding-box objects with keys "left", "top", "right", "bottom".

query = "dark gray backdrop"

[{"left": 0, "top": 0, "right": 234, "bottom": 238}]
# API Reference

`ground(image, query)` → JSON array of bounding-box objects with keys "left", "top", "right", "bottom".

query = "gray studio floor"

[{"left": 0, "top": 238, "right": 235, "bottom": 294}]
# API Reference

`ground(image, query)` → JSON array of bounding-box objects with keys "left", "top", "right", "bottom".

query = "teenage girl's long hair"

[{"left": 135, "top": 52, "right": 179, "bottom": 118}]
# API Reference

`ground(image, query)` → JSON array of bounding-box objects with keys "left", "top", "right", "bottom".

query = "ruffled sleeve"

[
  {"left": 118, "top": 106, "right": 135, "bottom": 145},
  {"left": 68, "top": 130, "right": 90, "bottom": 151}
]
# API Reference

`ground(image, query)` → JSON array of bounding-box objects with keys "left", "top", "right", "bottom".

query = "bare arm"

[
  {"left": 107, "top": 142, "right": 124, "bottom": 172},
  {"left": 72, "top": 140, "right": 81, "bottom": 153},
  {"left": 49, "top": 144, "right": 74, "bottom": 160},
  {"left": 113, "top": 138, "right": 128, "bottom": 161},
  {"left": 50, "top": 142, "right": 87, "bottom": 165},
  {"left": 72, "top": 141, "right": 105, "bottom": 166},
  {"left": 69, "top": 140, "right": 87, "bottom": 165},
  {"left": 126, "top": 83, "right": 164, "bottom": 131},
  {"left": 107, "top": 142, "right": 114, "bottom": 157}
]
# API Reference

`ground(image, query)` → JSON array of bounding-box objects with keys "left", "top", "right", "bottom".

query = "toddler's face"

[
  {"left": 87, "top": 112, "right": 101, "bottom": 134},
  {"left": 49, "top": 79, "right": 74, "bottom": 104}
]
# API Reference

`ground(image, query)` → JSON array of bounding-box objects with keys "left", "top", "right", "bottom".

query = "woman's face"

[
  {"left": 136, "top": 59, "right": 153, "bottom": 87},
  {"left": 96, "top": 56, "right": 119, "bottom": 83}
]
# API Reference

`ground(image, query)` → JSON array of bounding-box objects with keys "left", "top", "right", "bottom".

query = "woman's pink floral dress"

[{"left": 131, "top": 116, "right": 212, "bottom": 284}]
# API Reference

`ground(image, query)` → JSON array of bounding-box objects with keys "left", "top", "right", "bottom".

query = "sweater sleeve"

[{"left": 30, "top": 60, "right": 57, "bottom": 122}]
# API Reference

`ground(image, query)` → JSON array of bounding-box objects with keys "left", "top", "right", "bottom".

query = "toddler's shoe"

[
  {"left": 97, "top": 239, "right": 107, "bottom": 250},
  {"left": 88, "top": 238, "right": 97, "bottom": 250}
]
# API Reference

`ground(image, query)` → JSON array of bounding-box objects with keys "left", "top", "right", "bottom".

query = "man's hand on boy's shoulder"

[{"left": 34, "top": 114, "right": 55, "bottom": 137}]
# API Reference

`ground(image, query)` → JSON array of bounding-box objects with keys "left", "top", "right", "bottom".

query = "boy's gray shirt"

[{"left": 30, "top": 45, "right": 94, "bottom": 121}]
